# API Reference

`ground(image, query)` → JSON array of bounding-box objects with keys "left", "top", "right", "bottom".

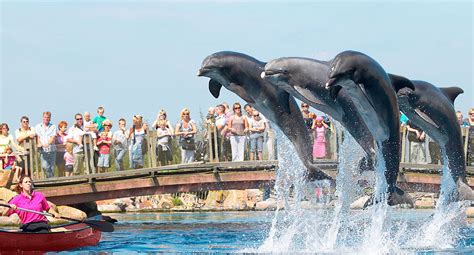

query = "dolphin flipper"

[
  {"left": 439, "top": 87, "right": 464, "bottom": 104},
  {"left": 228, "top": 83, "right": 256, "bottom": 104},
  {"left": 209, "top": 79, "right": 222, "bottom": 98}
]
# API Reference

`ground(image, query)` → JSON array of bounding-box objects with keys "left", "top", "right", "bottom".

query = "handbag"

[{"left": 181, "top": 136, "right": 196, "bottom": 151}]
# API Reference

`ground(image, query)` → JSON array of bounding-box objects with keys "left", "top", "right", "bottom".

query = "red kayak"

[{"left": 0, "top": 222, "right": 101, "bottom": 252}]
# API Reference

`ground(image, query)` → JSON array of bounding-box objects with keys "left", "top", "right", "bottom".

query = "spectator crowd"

[{"left": 1, "top": 104, "right": 473, "bottom": 180}]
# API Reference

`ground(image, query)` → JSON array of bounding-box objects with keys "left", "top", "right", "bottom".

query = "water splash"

[
  {"left": 416, "top": 150, "right": 467, "bottom": 249},
  {"left": 255, "top": 127, "right": 470, "bottom": 253}
]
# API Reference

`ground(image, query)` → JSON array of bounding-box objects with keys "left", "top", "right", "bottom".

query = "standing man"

[
  {"left": 112, "top": 118, "right": 128, "bottom": 171},
  {"left": 67, "top": 113, "right": 86, "bottom": 175},
  {"left": 35, "top": 111, "right": 57, "bottom": 178}
]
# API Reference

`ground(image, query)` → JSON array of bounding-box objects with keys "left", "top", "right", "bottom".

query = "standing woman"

[
  {"left": 312, "top": 116, "right": 328, "bottom": 159},
  {"left": 0, "top": 123, "right": 24, "bottom": 154},
  {"left": 129, "top": 115, "right": 148, "bottom": 169},
  {"left": 175, "top": 108, "right": 197, "bottom": 163},
  {"left": 2, "top": 175, "right": 59, "bottom": 232},
  {"left": 55, "top": 121, "right": 68, "bottom": 177},
  {"left": 227, "top": 103, "right": 248, "bottom": 161}
]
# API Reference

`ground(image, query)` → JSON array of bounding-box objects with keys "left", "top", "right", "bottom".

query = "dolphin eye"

[{"left": 282, "top": 69, "right": 289, "bottom": 74}]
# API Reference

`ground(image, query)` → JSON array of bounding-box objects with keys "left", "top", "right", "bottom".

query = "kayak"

[{"left": 0, "top": 222, "right": 101, "bottom": 252}]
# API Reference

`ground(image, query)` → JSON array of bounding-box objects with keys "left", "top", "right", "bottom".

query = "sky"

[{"left": 1, "top": 1, "right": 472, "bottom": 130}]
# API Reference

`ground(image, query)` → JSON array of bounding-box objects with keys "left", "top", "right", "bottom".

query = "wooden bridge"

[{"left": 31, "top": 159, "right": 474, "bottom": 206}]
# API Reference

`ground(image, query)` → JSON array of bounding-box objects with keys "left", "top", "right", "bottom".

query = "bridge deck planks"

[{"left": 35, "top": 160, "right": 474, "bottom": 205}]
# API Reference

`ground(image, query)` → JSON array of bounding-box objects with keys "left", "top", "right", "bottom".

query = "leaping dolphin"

[
  {"left": 389, "top": 73, "right": 474, "bottom": 202},
  {"left": 261, "top": 57, "right": 375, "bottom": 170},
  {"left": 197, "top": 51, "right": 332, "bottom": 181},
  {"left": 325, "top": 50, "right": 413, "bottom": 207}
]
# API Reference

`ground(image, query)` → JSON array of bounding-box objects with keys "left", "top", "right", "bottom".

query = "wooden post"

[
  {"left": 463, "top": 127, "right": 469, "bottom": 162},
  {"left": 400, "top": 126, "right": 407, "bottom": 163},
  {"left": 83, "top": 134, "right": 96, "bottom": 174},
  {"left": 149, "top": 130, "right": 157, "bottom": 168},
  {"left": 213, "top": 125, "right": 219, "bottom": 162}
]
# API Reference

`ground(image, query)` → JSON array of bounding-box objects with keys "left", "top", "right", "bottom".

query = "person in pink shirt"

[
  {"left": 63, "top": 143, "right": 74, "bottom": 177},
  {"left": 3, "top": 175, "right": 59, "bottom": 232},
  {"left": 97, "top": 131, "right": 111, "bottom": 173}
]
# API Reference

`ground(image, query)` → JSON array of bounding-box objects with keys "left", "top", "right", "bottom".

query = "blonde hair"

[
  {"left": 157, "top": 119, "right": 167, "bottom": 127},
  {"left": 65, "top": 143, "right": 73, "bottom": 154},
  {"left": 180, "top": 108, "right": 191, "bottom": 118}
]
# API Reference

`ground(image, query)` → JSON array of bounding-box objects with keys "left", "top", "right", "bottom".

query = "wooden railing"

[{"left": 2, "top": 125, "right": 471, "bottom": 183}]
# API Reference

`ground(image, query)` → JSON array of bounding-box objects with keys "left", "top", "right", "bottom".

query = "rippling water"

[{"left": 58, "top": 210, "right": 474, "bottom": 254}]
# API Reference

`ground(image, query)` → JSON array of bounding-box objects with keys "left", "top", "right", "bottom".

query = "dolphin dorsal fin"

[
  {"left": 209, "top": 79, "right": 222, "bottom": 98},
  {"left": 439, "top": 87, "right": 464, "bottom": 103},
  {"left": 388, "top": 73, "right": 415, "bottom": 93}
]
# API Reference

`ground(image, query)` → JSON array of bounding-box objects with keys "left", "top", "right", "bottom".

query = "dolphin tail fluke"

[
  {"left": 363, "top": 186, "right": 414, "bottom": 208},
  {"left": 306, "top": 164, "right": 334, "bottom": 183},
  {"left": 457, "top": 181, "right": 474, "bottom": 201},
  {"left": 387, "top": 186, "right": 414, "bottom": 208},
  {"left": 358, "top": 155, "right": 374, "bottom": 173}
]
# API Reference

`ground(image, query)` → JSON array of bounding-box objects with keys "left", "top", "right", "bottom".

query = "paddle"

[{"left": 0, "top": 204, "right": 114, "bottom": 232}]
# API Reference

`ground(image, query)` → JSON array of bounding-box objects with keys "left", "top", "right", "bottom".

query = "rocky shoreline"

[{"left": 1, "top": 188, "right": 474, "bottom": 227}]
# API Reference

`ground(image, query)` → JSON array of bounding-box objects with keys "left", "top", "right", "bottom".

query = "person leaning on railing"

[{"left": 467, "top": 108, "right": 474, "bottom": 166}]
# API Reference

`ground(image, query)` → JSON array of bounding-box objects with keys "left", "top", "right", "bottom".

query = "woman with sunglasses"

[
  {"left": 227, "top": 103, "right": 249, "bottom": 161},
  {"left": 175, "top": 108, "right": 197, "bottom": 163}
]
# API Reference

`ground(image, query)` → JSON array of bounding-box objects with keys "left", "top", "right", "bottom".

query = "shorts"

[
  {"left": 249, "top": 135, "right": 264, "bottom": 152},
  {"left": 65, "top": 165, "right": 73, "bottom": 172},
  {"left": 97, "top": 154, "right": 110, "bottom": 168}
]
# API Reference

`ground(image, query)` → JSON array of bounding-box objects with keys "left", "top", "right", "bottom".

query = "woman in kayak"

[{"left": 3, "top": 175, "right": 59, "bottom": 232}]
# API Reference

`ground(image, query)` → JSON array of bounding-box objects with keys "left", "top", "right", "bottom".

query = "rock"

[
  {"left": 138, "top": 200, "right": 154, "bottom": 209},
  {"left": 58, "top": 206, "right": 87, "bottom": 220},
  {"left": 414, "top": 194, "right": 435, "bottom": 208},
  {"left": 157, "top": 195, "right": 174, "bottom": 209},
  {"left": 0, "top": 187, "right": 17, "bottom": 202},
  {"left": 70, "top": 202, "right": 100, "bottom": 217},
  {"left": 180, "top": 193, "right": 199, "bottom": 209},
  {"left": 466, "top": 207, "right": 474, "bottom": 218},
  {"left": 222, "top": 190, "right": 249, "bottom": 210},
  {"left": 8, "top": 213, "right": 20, "bottom": 225},
  {"left": 255, "top": 199, "right": 277, "bottom": 211},
  {"left": 204, "top": 190, "right": 229, "bottom": 209},
  {"left": 98, "top": 204, "right": 123, "bottom": 213},
  {"left": 0, "top": 215, "right": 16, "bottom": 225},
  {"left": 350, "top": 195, "right": 370, "bottom": 209}
]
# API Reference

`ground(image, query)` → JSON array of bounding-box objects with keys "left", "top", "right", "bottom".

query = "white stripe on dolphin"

[
  {"left": 197, "top": 51, "right": 332, "bottom": 181},
  {"left": 389, "top": 73, "right": 474, "bottom": 201}
]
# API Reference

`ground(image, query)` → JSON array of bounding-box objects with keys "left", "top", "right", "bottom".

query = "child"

[
  {"left": 1, "top": 146, "right": 23, "bottom": 182},
  {"left": 97, "top": 131, "right": 111, "bottom": 173},
  {"left": 83, "top": 112, "right": 98, "bottom": 151},
  {"left": 312, "top": 116, "right": 328, "bottom": 159},
  {"left": 93, "top": 106, "right": 107, "bottom": 133},
  {"left": 156, "top": 120, "right": 173, "bottom": 166},
  {"left": 64, "top": 143, "right": 74, "bottom": 177}
]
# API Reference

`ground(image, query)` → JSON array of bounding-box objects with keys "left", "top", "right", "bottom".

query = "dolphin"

[
  {"left": 325, "top": 50, "right": 413, "bottom": 206},
  {"left": 261, "top": 57, "right": 375, "bottom": 170},
  {"left": 197, "top": 51, "right": 332, "bottom": 181},
  {"left": 389, "top": 73, "right": 474, "bottom": 201}
]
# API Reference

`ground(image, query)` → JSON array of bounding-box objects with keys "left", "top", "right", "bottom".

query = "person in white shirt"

[{"left": 112, "top": 118, "right": 129, "bottom": 171}]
